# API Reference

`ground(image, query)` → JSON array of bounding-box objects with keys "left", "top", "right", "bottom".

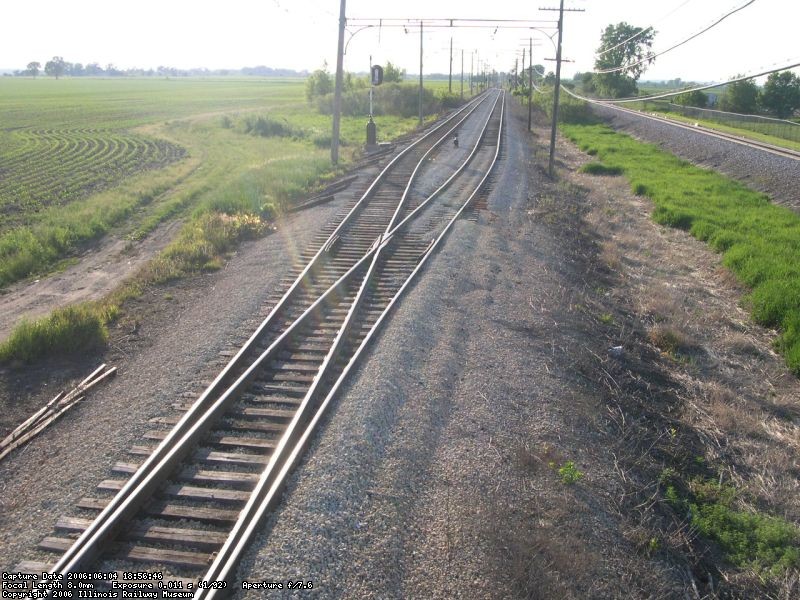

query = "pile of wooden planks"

[{"left": 0, "top": 364, "right": 116, "bottom": 461}]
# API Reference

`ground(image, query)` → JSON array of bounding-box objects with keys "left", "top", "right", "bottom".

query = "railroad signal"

[{"left": 371, "top": 65, "right": 384, "bottom": 86}]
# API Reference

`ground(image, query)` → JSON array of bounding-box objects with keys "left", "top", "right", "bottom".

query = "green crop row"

[{"left": 0, "top": 128, "right": 185, "bottom": 230}]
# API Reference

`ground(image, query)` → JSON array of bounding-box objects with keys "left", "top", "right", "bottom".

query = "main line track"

[{"left": 19, "top": 90, "right": 506, "bottom": 595}]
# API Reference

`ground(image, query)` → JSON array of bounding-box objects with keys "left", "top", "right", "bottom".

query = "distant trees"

[
  {"left": 26, "top": 61, "right": 41, "bottom": 78},
  {"left": 674, "top": 89, "right": 708, "bottom": 108},
  {"left": 305, "top": 60, "right": 410, "bottom": 103},
  {"left": 14, "top": 59, "right": 312, "bottom": 79},
  {"left": 44, "top": 56, "right": 66, "bottom": 79},
  {"left": 719, "top": 77, "right": 759, "bottom": 114},
  {"left": 592, "top": 22, "right": 656, "bottom": 98},
  {"left": 760, "top": 71, "right": 800, "bottom": 119},
  {"left": 383, "top": 61, "right": 405, "bottom": 83},
  {"left": 305, "top": 65, "right": 333, "bottom": 101}
]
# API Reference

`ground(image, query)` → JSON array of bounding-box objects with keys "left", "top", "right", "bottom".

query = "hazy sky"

[{"left": 2, "top": 0, "right": 798, "bottom": 84}]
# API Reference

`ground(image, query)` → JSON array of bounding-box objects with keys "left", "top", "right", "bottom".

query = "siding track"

[{"left": 17, "top": 90, "right": 506, "bottom": 596}]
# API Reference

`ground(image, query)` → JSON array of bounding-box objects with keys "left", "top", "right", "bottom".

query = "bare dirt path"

[{"left": 0, "top": 219, "right": 181, "bottom": 342}]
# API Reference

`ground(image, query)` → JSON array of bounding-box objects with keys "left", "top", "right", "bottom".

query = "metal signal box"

[{"left": 371, "top": 65, "right": 384, "bottom": 86}]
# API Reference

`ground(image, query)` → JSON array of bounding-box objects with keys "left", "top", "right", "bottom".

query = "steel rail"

[
  {"left": 46, "top": 92, "right": 494, "bottom": 582},
  {"left": 561, "top": 85, "right": 800, "bottom": 162},
  {"left": 199, "top": 90, "right": 506, "bottom": 597},
  {"left": 196, "top": 90, "right": 504, "bottom": 593}
]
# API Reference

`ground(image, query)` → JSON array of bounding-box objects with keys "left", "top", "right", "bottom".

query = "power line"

[
  {"left": 592, "top": 0, "right": 757, "bottom": 75},
  {"left": 594, "top": 0, "right": 693, "bottom": 58}
]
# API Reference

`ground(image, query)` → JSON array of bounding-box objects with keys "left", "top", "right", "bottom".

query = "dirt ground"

[
  {"left": 0, "top": 219, "right": 182, "bottom": 342},
  {"left": 1, "top": 96, "right": 798, "bottom": 598},
  {"left": 523, "top": 103, "right": 800, "bottom": 597}
]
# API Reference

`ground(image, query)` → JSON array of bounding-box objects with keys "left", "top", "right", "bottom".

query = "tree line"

[
  {"left": 305, "top": 61, "right": 406, "bottom": 102},
  {"left": 12, "top": 57, "right": 310, "bottom": 79}
]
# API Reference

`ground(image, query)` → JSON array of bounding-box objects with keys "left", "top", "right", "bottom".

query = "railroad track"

[
  {"left": 563, "top": 87, "right": 800, "bottom": 162},
  {"left": 16, "top": 89, "right": 506, "bottom": 596}
]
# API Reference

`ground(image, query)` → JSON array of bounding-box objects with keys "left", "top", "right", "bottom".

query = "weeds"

[
  {"left": 580, "top": 162, "right": 623, "bottom": 176},
  {"left": 0, "top": 304, "right": 112, "bottom": 363},
  {"left": 648, "top": 325, "right": 690, "bottom": 356},
  {"left": 664, "top": 476, "right": 799, "bottom": 577},
  {"left": 551, "top": 460, "right": 584, "bottom": 485},
  {"left": 562, "top": 123, "right": 800, "bottom": 375}
]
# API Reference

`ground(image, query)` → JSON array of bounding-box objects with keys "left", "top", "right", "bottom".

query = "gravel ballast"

[
  {"left": 591, "top": 103, "right": 800, "bottom": 211},
  {"left": 234, "top": 102, "right": 687, "bottom": 598}
]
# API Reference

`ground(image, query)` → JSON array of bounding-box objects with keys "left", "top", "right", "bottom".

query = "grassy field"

[
  {"left": 561, "top": 123, "right": 800, "bottom": 379},
  {"left": 0, "top": 76, "right": 448, "bottom": 362}
]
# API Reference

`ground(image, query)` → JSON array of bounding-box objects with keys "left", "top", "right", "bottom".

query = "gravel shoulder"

[{"left": 591, "top": 103, "right": 800, "bottom": 211}]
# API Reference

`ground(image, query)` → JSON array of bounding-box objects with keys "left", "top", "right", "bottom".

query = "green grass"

[
  {"left": 0, "top": 304, "right": 113, "bottom": 363},
  {"left": 665, "top": 476, "right": 799, "bottom": 577},
  {"left": 580, "top": 162, "right": 623, "bottom": 176},
  {"left": 0, "top": 78, "right": 431, "bottom": 292},
  {"left": 561, "top": 123, "right": 800, "bottom": 375}
]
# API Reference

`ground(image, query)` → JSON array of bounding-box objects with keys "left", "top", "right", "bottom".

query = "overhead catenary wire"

[
  {"left": 592, "top": 0, "right": 757, "bottom": 75},
  {"left": 594, "top": 0, "right": 693, "bottom": 57}
]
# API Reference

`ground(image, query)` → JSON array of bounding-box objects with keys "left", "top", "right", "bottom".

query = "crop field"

[
  {"left": 0, "top": 128, "right": 185, "bottom": 230},
  {"left": 0, "top": 76, "right": 454, "bottom": 361}
]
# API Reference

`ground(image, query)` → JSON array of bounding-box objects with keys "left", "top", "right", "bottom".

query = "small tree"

[
  {"left": 305, "top": 66, "right": 333, "bottom": 101},
  {"left": 581, "top": 72, "right": 596, "bottom": 93},
  {"left": 759, "top": 71, "right": 800, "bottom": 119},
  {"left": 674, "top": 89, "right": 708, "bottom": 108},
  {"left": 593, "top": 22, "right": 656, "bottom": 98},
  {"left": 719, "top": 77, "right": 759, "bottom": 114},
  {"left": 44, "top": 56, "right": 66, "bottom": 79},
  {"left": 383, "top": 61, "right": 405, "bottom": 83},
  {"left": 26, "top": 61, "right": 41, "bottom": 78}
]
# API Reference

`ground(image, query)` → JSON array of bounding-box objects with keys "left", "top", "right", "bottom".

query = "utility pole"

[
  {"left": 419, "top": 21, "right": 424, "bottom": 126},
  {"left": 522, "top": 47, "right": 526, "bottom": 96},
  {"left": 331, "top": 0, "right": 347, "bottom": 165},
  {"left": 541, "top": 0, "right": 583, "bottom": 177},
  {"left": 460, "top": 48, "right": 464, "bottom": 99},
  {"left": 528, "top": 37, "right": 533, "bottom": 131},
  {"left": 470, "top": 51, "right": 474, "bottom": 95},
  {"left": 449, "top": 36, "right": 453, "bottom": 93}
]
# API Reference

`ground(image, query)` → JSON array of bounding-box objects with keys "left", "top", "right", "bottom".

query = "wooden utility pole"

[
  {"left": 522, "top": 47, "right": 526, "bottom": 94},
  {"left": 419, "top": 21, "right": 424, "bottom": 126},
  {"left": 470, "top": 51, "right": 474, "bottom": 95},
  {"left": 460, "top": 48, "right": 464, "bottom": 99},
  {"left": 541, "top": 0, "right": 583, "bottom": 177},
  {"left": 331, "top": 0, "right": 347, "bottom": 165},
  {"left": 528, "top": 37, "right": 533, "bottom": 131},
  {"left": 449, "top": 36, "right": 453, "bottom": 93}
]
